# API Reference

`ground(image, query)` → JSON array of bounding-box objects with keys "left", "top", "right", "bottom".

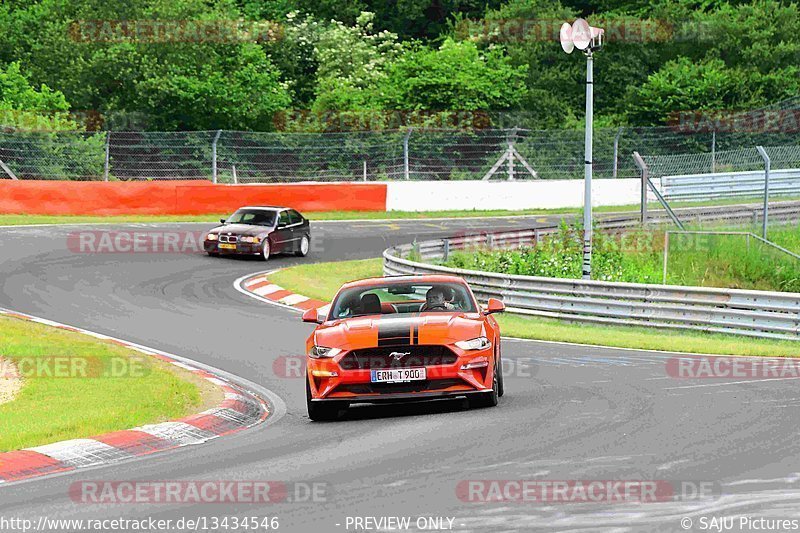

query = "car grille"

[
  {"left": 338, "top": 379, "right": 465, "bottom": 395},
  {"left": 339, "top": 345, "right": 458, "bottom": 370},
  {"left": 219, "top": 234, "right": 238, "bottom": 243}
]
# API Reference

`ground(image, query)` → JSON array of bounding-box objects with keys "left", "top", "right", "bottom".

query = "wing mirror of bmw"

[
  {"left": 484, "top": 298, "right": 505, "bottom": 315},
  {"left": 220, "top": 218, "right": 226, "bottom": 224},
  {"left": 302, "top": 307, "right": 323, "bottom": 324}
]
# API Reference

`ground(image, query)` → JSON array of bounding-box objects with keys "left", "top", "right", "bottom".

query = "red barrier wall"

[{"left": 0, "top": 181, "right": 388, "bottom": 215}]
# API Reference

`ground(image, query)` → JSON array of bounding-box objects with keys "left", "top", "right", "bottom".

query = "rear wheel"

[
  {"left": 306, "top": 378, "right": 346, "bottom": 421},
  {"left": 295, "top": 235, "right": 310, "bottom": 257},
  {"left": 261, "top": 240, "right": 271, "bottom": 261},
  {"left": 468, "top": 360, "right": 499, "bottom": 409}
]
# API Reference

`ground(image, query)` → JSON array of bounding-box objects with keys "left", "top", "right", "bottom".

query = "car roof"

[
  {"left": 235, "top": 206, "right": 288, "bottom": 212},
  {"left": 340, "top": 274, "right": 467, "bottom": 290}
]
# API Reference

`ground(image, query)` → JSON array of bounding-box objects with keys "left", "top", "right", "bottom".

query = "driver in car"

[{"left": 422, "top": 286, "right": 455, "bottom": 312}]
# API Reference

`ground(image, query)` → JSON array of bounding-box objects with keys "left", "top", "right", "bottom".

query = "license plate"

[
  {"left": 219, "top": 243, "right": 236, "bottom": 250},
  {"left": 370, "top": 368, "right": 426, "bottom": 383}
]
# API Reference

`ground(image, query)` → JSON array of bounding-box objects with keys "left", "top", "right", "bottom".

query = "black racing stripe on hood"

[{"left": 377, "top": 317, "right": 415, "bottom": 347}]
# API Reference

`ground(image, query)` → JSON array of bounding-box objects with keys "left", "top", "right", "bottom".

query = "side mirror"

[
  {"left": 484, "top": 298, "right": 505, "bottom": 315},
  {"left": 220, "top": 218, "right": 226, "bottom": 224},
  {"left": 302, "top": 308, "right": 323, "bottom": 324}
]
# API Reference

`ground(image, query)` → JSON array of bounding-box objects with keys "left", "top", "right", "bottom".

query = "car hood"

[
  {"left": 207, "top": 224, "right": 272, "bottom": 236},
  {"left": 313, "top": 313, "right": 486, "bottom": 350}
]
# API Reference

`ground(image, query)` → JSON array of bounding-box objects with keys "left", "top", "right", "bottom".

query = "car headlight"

[
  {"left": 455, "top": 337, "right": 492, "bottom": 351},
  {"left": 206, "top": 233, "right": 218, "bottom": 241},
  {"left": 308, "top": 346, "right": 342, "bottom": 359},
  {"left": 241, "top": 236, "right": 261, "bottom": 244}
]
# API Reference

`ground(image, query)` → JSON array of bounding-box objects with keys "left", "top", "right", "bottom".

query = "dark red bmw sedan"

[{"left": 204, "top": 206, "right": 311, "bottom": 260}]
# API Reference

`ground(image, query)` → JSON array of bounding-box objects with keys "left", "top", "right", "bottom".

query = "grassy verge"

[
  {"left": 270, "top": 258, "right": 800, "bottom": 357},
  {"left": 441, "top": 222, "right": 800, "bottom": 293},
  {"left": 0, "top": 315, "right": 220, "bottom": 451},
  {"left": 271, "top": 258, "right": 382, "bottom": 302}
]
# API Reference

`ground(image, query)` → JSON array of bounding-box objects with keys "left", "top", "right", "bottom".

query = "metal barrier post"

[
  {"left": 711, "top": 130, "right": 716, "bottom": 173},
  {"left": 662, "top": 231, "right": 670, "bottom": 284},
  {"left": 633, "top": 151, "right": 648, "bottom": 225},
  {"left": 103, "top": 131, "right": 111, "bottom": 182},
  {"left": 442, "top": 239, "right": 450, "bottom": 262},
  {"left": 612, "top": 127, "right": 622, "bottom": 178},
  {"left": 403, "top": 128, "right": 411, "bottom": 180},
  {"left": 756, "top": 146, "right": 771, "bottom": 239},
  {"left": 211, "top": 130, "right": 222, "bottom": 184},
  {"left": 0, "top": 158, "right": 18, "bottom": 180}
]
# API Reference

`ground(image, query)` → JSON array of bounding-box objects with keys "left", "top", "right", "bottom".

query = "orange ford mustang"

[{"left": 301, "top": 275, "right": 505, "bottom": 421}]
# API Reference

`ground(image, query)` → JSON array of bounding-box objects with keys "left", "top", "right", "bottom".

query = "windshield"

[
  {"left": 225, "top": 209, "right": 277, "bottom": 227},
  {"left": 329, "top": 282, "right": 477, "bottom": 319}
]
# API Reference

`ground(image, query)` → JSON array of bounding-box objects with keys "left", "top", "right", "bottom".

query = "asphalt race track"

[{"left": 2, "top": 216, "right": 800, "bottom": 532}]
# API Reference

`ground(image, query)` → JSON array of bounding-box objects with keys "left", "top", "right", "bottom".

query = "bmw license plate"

[
  {"left": 371, "top": 368, "right": 426, "bottom": 383},
  {"left": 218, "top": 243, "right": 236, "bottom": 250}
]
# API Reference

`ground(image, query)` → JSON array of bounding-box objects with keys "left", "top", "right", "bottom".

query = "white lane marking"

[
  {"left": 253, "top": 284, "right": 283, "bottom": 296},
  {"left": 664, "top": 377, "right": 800, "bottom": 390},
  {"left": 244, "top": 277, "right": 268, "bottom": 288},
  {"left": 279, "top": 294, "right": 309, "bottom": 306},
  {"left": 233, "top": 271, "right": 302, "bottom": 314},
  {"left": 171, "top": 361, "right": 196, "bottom": 371},
  {"left": 206, "top": 377, "right": 230, "bottom": 387},
  {"left": 133, "top": 422, "right": 214, "bottom": 446},
  {"left": 26, "top": 439, "right": 119, "bottom": 467}
]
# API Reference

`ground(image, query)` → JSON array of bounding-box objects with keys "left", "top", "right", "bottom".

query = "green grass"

[
  {"left": 271, "top": 258, "right": 383, "bottom": 302},
  {"left": 0, "top": 315, "right": 216, "bottom": 451},
  {"left": 269, "top": 257, "right": 800, "bottom": 357}
]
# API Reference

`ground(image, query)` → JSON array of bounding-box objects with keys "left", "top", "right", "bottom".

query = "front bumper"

[
  {"left": 310, "top": 389, "right": 491, "bottom": 403},
  {"left": 307, "top": 347, "right": 494, "bottom": 402},
  {"left": 204, "top": 241, "right": 261, "bottom": 255}
]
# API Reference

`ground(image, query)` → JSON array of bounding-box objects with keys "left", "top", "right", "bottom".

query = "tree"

[{"left": 381, "top": 39, "right": 528, "bottom": 111}]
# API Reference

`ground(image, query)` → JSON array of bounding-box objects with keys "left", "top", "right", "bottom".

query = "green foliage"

[
  {"left": 0, "top": 0, "right": 291, "bottom": 130},
  {"left": 442, "top": 224, "right": 800, "bottom": 292},
  {"left": 0, "top": 0, "right": 797, "bottom": 132},
  {"left": 629, "top": 57, "right": 800, "bottom": 125},
  {"left": 380, "top": 39, "right": 528, "bottom": 111}
]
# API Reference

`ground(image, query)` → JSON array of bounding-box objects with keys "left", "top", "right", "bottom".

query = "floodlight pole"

[{"left": 582, "top": 51, "right": 594, "bottom": 280}]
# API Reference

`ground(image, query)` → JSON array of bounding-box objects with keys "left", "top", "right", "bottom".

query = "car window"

[
  {"left": 226, "top": 209, "right": 276, "bottom": 226},
  {"left": 278, "top": 211, "right": 291, "bottom": 227},
  {"left": 329, "top": 282, "right": 477, "bottom": 319},
  {"left": 288, "top": 210, "right": 303, "bottom": 225}
]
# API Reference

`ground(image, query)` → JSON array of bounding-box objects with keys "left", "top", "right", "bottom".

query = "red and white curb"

[
  {"left": 235, "top": 270, "right": 330, "bottom": 314},
  {"left": 0, "top": 308, "right": 276, "bottom": 485}
]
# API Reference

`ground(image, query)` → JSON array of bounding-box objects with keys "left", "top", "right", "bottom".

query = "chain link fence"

[{"left": 0, "top": 126, "right": 795, "bottom": 182}]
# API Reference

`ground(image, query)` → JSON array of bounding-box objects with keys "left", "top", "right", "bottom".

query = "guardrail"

[
  {"left": 660, "top": 168, "right": 800, "bottom": 202},
  {"left": 383, "top": 205, "right": 800, "bottom": 341}
]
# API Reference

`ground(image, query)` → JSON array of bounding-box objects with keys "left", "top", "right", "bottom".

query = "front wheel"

[
  {"left": 468, "top": 362, "right": 499, "bottom": 409},
  {"left": 295, "top": 235, "right": 310, "bottom": 257},
  {"left": 261, "top": 240, "right": 271, "bottom": 261},
  {"left": 496, "top": 343, "right": 505, "bottom": 398},
  {"left": 306, "top": 379, "right": 346, "bottom": 421}
]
